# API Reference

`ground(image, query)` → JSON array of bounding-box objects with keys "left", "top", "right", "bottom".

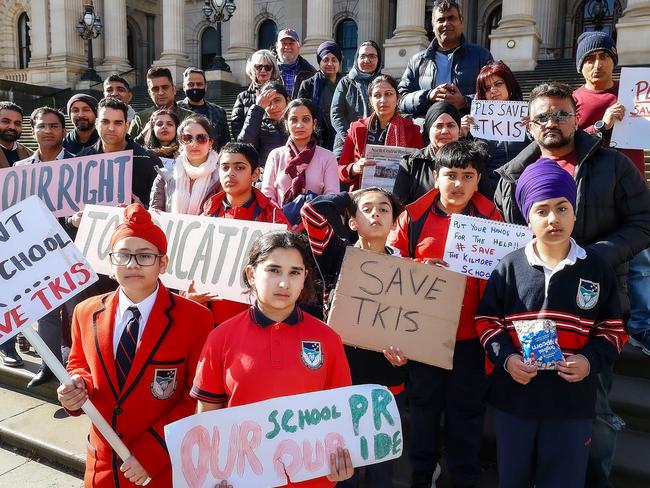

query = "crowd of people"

[{"left": 1, "top": 0, "right": 649, "bottom": 487}]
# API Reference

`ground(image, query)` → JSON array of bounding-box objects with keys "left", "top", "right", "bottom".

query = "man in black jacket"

[
  {"left": 495, "top": 82, "right": 650, "bottom": 488},
  {"left": 275, "top": 28, "right": 315, "bottom": 99}
]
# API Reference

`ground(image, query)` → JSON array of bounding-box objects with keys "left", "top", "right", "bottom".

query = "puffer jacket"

[
  {"left": 494, "top": 130, "right": 650, "bottom": 314},
  {"left": 236, "top": 104, "right": 288, "bottom": 167},
  {"left": 231, "top": 83, "right": 259, "bottom": 140},
  {"left": 398, "top": 35, "right": 493, "bottom": 119},
  {"left": 331, "top": 75, "right": 376, "bottom": 157}
]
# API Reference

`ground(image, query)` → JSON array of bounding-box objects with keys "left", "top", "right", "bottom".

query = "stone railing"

[{"left": 0, "top": 69, "right": 28, "bottom": 82}]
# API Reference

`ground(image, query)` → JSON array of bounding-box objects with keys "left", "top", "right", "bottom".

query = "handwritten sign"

[
  {"left": 327, "top": 247, "right": 466, "bottom": 369},
  {"left": 611, "top": 67, "right": 650, "bottom": 149},
  {"left": 470, "top": 100, "right": 528, "bottom": 142},
  {"left": 443, "top": 214, "right": 531, "bottom": 279},
  {"left": 0, "top": 196, "right": 98, "bottom": 346},
  {"left": 74, "top": 205, "right": 286, "bottom": 303},
  {"left": 0, "top": 151, "right": 133, "bottom": 217},
  {"left": 361, "top": 145, "right": 415, "bottom": 191},
  {"left": 165, "top": 384, "right": 402, "bottom": 488}
]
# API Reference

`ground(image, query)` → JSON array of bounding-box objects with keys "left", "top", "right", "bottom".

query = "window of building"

[
  {"left": 201, "top": 26, "right": 218, "bottom": 70},
  {"left": 336, "top": 19, "right": 357, "bottom": 73},
  {"left": 485, "top": 5, "right": 502, "bottom": 49},
  {"left": 574, "top": 0, "right": 623, "bottom": 44},
  {"left": 258, "top": 19, "right": 278, "bottom": 50},
  {"left": 17, "top": 12, "right": 30, "bottom": 69}
]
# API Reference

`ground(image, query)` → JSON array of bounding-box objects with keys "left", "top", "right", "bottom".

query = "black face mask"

[{"left": 186, "top": 88, "right": 206, "bottom": 103}]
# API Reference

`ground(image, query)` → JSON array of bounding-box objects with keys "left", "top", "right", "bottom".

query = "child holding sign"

[
  {"left": 194, "top": 142, "right": 288, "bottom": 325},
  {"left": 58, "top": 204, "right": 213, "bottom": 487},
  {"left": 389, "top": 139, "right": 502, "bottom": 488},
  {"left": 301, "top": 188, "right": 406, "bottom": 488},
  {"left": 191, "top": 231, "right": 353, "bottom": 487},
  {"left": 475, "top": 158, "right": 626, "bottom": 488}
]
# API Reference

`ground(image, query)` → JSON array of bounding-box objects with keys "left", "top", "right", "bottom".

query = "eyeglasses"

[
  {"left": 35, "top": 123, "right": 62, "bottom": 131},
  {"left": 531, "top": 111, "right": 575, "bottom": 125},
  {"left": 109, "top": 252, "right": 162, "bottom": 267},
  {"left": 359, "top": 54, "right": 378, "bottom": 61},
  {"left": 179, "top": 133, "right": 210, "bottom": 145},
  {"left": 254, "top": 64, "right": 273, "bottom": 72}
]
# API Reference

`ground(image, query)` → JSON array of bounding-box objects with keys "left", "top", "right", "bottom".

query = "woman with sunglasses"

[
  {"left": 297, "top": 41, "right": 343, "bottom": 151},
  {"left": 143, "top": 108, "right": 180, "bottom": 163},
  {"left": 330, "top": 40, "right": 383, "bottom": 157},
  {"left": 150, "top": 114, "right": 221, "bottom": 213},
  {"left": 237, "top": 80, "right": 289, "bottom": 167},
  {"left": 231, "top": 50, "right": 281, "bottom": 139},
  {"left": 460, "top": 61, "right": 529, "bottom": 197}
]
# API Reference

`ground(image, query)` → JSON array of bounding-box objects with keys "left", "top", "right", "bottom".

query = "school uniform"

[
  {"left": 66, "top": 283, "right": 213, "bottom": 487},
  {"left": 191, "top": 305, "right": 352, "bottom": 487},
  {"left": 475, "top": 241, "right": 626, "bottom": 488},
  {"left": 388, "top": 188, "right": 503, "bottom": 488}
]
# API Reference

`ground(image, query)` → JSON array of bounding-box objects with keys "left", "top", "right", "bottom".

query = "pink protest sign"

[
  {"left": 164, "top": 385, "right": 403, "bottom": 487},
  {"left": 0, "top": 150, "right": 133, "bottom": 217},
  {"left": 0, "top": 196, "right": 98, "bottom": 346}
]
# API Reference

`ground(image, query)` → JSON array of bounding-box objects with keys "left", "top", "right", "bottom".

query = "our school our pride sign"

[
  {"left": 164, "top": 385, "right": 402, "bottom": 488},
  {"left": 74, "top": 204, "right": 286, "bottom": 303},
  {"left": 0, "top": 151, "right": 133, "bottom": 217},
  {"left": 0, "top": 196, "right": 98, "bottom": 345}
]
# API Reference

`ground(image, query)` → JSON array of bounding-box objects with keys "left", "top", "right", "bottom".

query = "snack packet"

[{"left": 513, "top": 318, "right": 563, "bottom": 370}]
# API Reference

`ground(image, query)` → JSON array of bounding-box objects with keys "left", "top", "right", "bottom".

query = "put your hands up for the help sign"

[
  {"left": 611, "top": 67, "right": 650, "bottom": 149},
  {"left": 165, "top": 384, "right": 402, "bottom": 488},
  {"left": 469, "top": 100, "right": 529, "bottom": 142},
  {"left": 0, "top": 196, "right": 98, "bottom": 345},
  {"left": 443, "top": 215, "right": 532, "bottom": 280}
]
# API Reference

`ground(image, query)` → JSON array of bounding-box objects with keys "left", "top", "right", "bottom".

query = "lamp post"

[
  {"left": 76, "top": 3, "right": 103, "bottom": 82},
  {"left": 202, "top": 0, "right": 237, "bottom": 72}
]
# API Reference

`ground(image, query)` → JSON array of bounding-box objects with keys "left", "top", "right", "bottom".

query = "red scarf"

[{"left": 283, "top": 136, "right": 317, "bottom": 205}]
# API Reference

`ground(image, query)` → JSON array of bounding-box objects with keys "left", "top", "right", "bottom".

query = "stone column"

[
  {"left": 358, "top": 0, "right": 382, "bottom": 44},
  {"left": 383, "top": 0, "right": 429, "bottom": 78},
  {"left": 98, "top": 0, "right": 131, "bottom": 76},
  {"left": 534, "top": 0, "right": 560, "bottom": 59},
  {"left": 28, "top": 1, "right": 50, "bottom": 67},
  {"left": 616, "top": 0, "right": 650, "bottom": 65},
  {"left": 489, "top": 0, "right": 540, "bottom": 71},
  {"left": 44, "top": 0, "right": 87, "bottom": 87},
  {"left": 152, "top": 0, "right": 189, "bottom": 84},
  {"left": 301, "top": 0, "right": 333, "bottom": 66},
  {"left": 224, "top": 0, "right": 256, "bottom": 84}
]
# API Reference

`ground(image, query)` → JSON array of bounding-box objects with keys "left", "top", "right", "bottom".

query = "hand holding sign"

[{"left": 469, "top": 100, "right": 528, "bottom": 142}]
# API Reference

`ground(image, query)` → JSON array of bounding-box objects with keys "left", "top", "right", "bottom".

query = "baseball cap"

[{"left": 278, "top": 28, "right": 299, "bottom": 42}]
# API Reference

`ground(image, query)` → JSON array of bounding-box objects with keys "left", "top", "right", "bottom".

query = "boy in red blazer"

[{"left": 58, "top": 204, "right": 213, "bottom": 487}]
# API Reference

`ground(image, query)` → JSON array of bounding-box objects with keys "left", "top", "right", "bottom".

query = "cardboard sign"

[
  {"left": 0, "top": 151, "right": 133, "bottom": 217},
  {"left": 611, "top": 67, "right": 650, "bottom": 149},
  {"left": 0, "top": 196, "right": 98, "bottom": 345},
  {"left": 443, "top": 214, "right": 531, "bottom": 280},
  {"left": 74, "top": 205, "right": 286, "bottom": 303},
  {"left": 361, "top": 145, "right": 415, "bottom": 192},
  {"left": 327, "top": 247, "right": 466, "bottom": 369},
  {"left": 470, "top": 100, "right": 528, "bottom": 142},
  {"left": 164, "top": 384, "right": 402, "bottom": 488}
]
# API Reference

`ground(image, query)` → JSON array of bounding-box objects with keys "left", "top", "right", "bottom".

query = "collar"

[
  {"left": 117, "top": 284, "right": 159, "bottom": 325},
  {"left": 250, "top": 303, "right": 301, "bottom": 327},
  {"left": 0, "top": 140, "right": 18, "bottom": 151},
  {"left": 33, "top": 148, "right": 66, "bottom": 163},
  {"left": 524, "top": 237, "right": 586, "bottom": 270},
  {"left": 432, "top": 193, "right": 474, "bottom": 217},
  {"left": 223, "top": 193, "right": 256, "bottom": 210}
]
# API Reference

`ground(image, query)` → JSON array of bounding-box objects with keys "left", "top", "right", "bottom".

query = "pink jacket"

[{"left": 261, "top": 145, "right": 340, "bottom": 205}]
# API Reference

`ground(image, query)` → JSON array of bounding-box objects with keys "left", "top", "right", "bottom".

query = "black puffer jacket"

[
  {"left": 231, "top": 83, "right": 259, "bottom": 141},
  {"left": 236, "top": 104, "right": 287, "bottom": 167},
  {"left": 494, "top": 130, "right": 650, "bottom": 314}
]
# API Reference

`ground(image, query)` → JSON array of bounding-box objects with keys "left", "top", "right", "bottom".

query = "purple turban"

[{"left": 515, "top": 157, "right": 577, "bottom": 223}]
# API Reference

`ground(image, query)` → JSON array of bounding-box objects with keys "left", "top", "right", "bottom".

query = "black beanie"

[
  {"left": 424, "top": 101, "right": 462, "bottom": 135},
  {"left": 576, "top": 31, "right": 618, "bottom": 73}
]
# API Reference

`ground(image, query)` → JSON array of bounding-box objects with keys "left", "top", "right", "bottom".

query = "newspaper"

[{"left": 360, "top": 145, "right": 416, "bottom": 191}]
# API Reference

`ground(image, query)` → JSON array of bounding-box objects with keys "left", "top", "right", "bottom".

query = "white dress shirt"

[{"left": 112, "top": 285, "right": 159, "bottom": 355}]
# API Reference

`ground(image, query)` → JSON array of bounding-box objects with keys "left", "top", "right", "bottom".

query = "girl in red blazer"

[{"left": 338, "top": 74, "right": 424, "bottom": 190}]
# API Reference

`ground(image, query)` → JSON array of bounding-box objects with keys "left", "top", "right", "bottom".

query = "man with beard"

[
  {"left": 0, "top": 101, "right": 32, "bottom": 367},
  {"left": 274, "top": 28, "right": 315, "bottom": 99},
  {"left": 495, "top": 81, "right": 650, "bottom": 488},
  {"left": 0, "top": 101, "right": 32, "bottom": 168},
  {"left": 63, "top": 94, "right": 99, "bottom": 154},
  {"left": 178, "top": 67, "right": 230, "bottom": 151}
]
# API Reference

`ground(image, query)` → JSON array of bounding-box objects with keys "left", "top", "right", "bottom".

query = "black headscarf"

[{"left": 423, "top": 101, "right": 462, "bottom": 135}]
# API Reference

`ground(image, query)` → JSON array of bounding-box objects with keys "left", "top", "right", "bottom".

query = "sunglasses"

[
  {"left": 531, "top": 111, "right": 575, "bottom": 126},
  {"left": 180, "top": 133, "right": 210, "bottom": 145},
  {"left": 254, "top": 64, "right": 273, "bottom": 72}
]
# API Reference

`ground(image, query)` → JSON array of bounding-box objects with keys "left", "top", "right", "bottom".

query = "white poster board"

[
  {"left": 361, "top": 145, "right": 416, "bottom": 191},
  {"left": 443, "top": 214, "right": 532, "bottom": 279},
  {"left": 0, "top": 196, "right": 98, "bottom": 345},
  {"left": 611, "top": 67, "right": 650, "bottom": 149},
  {"left": 470, "top": 100, "right": 529, "bottom": 142},
  {"left": 164, "top": 384, "right": 402, "bottom": 488},
  {"left": 74, "top": 205, "right": 286, "bottom": 303}
]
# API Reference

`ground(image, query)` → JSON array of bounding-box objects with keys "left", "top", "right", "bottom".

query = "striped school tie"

[{"left": 116, "top": 306, "right": 140, "bottom": 390}]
